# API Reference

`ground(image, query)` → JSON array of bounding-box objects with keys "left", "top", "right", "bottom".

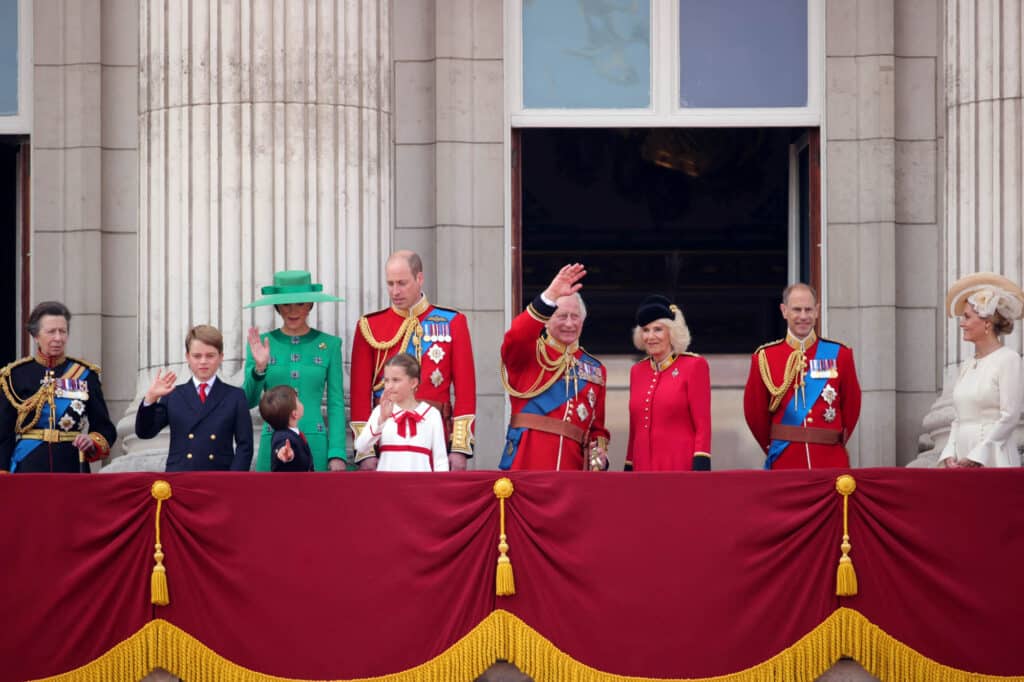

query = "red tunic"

[
  {"left": 500, "top": 299, "right": 610, "bottom": 471},
  {"left": 349, "top": 296, "right": 476, "bottom": 456},
  {"left": 627, "top": 354, "right": 711, "bottom": 471},
  {"left": 743, "top": 332, "right": 861, "bottom": 469}
]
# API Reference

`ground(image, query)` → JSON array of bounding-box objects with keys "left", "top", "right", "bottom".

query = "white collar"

[{"left": 192, "top": 375, "right": 218, "bottom": 390}]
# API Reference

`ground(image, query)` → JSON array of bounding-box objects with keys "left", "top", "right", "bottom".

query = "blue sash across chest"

[
  {"left": 765, "top": 341, "right": 839, "bottom": 470},
  {"left": 374, "top": 307, "right": 458, "bottom": 401},
  {"left": 11, "top": 365, "right": 91, "bottom": 473},
  {"left": 499, "top": 353, "right": 600, "bottom": 470}
]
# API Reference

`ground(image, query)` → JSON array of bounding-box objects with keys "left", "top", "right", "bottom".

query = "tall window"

[
  {"left": 0, "top": 0, "right": 19, "bottom": 116},
  {"left": 507, "top": 1, "right": 824, "bottom": 349}
]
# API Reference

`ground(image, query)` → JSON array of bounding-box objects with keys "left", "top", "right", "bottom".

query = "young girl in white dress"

[
  {"left": 353, "top": 353, "right": 450, "bottom": 472},
  {"left": 939, "top": 273, "right": 1024, "bottom": 468}
]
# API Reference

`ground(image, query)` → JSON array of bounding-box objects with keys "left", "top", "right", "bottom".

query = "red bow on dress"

[{"left": 394, "top": 410, "right": 423, "bottom": 438}]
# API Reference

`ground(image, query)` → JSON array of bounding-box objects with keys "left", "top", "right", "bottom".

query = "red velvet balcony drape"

[{"left": 1, "top": 469, "right": 1022, "bottom": 682}]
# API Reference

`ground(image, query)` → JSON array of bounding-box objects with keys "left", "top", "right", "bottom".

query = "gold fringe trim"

[
  {"left": 493, "top": 477, "right": 516, "bottom": 597},
  {"left": 835, "top": 474, "right": 858, "bottom": 597},
  {"left": 29, "top": 609, "right": 1024, "bottom": 682}
]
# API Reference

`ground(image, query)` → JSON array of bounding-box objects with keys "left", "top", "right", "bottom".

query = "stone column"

[
  {"left": 112, "top": 0, "right": 391, "bottom": 469},
  {"left": 913, "top": 0, "right": 1023, "bottom": 465}
]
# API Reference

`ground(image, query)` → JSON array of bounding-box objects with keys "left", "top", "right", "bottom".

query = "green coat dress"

[{"left": 243, "top": 329, "right": 346, "bottom": 471}]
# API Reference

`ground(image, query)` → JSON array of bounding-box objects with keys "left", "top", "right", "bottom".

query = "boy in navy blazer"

[
  {"left": 259, "top": 385, "right": 313, "bottom": 472},
  {"left": 135, "top": 325, "right": 254, "bottom": 472}
]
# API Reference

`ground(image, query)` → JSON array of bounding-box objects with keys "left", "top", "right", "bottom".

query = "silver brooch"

[{"left": 428, "top": 344, "right": 446, "bottom": 364}]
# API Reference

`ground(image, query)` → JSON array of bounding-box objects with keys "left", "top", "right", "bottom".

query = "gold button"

[
  {"left": 807, "top": 417, "right": 814, "bottom": 423},
  {"left": 186, "top": 453, "right": 192, "bottom": 459},
  {"left": 208, "top": 454, "right": 215, "bottom": 461},
  {"left": 210, "top": 434, "right": 216, "bottom": 440},
  {"left": 188, "top": 433, "right": 194, "bottom": 439}
]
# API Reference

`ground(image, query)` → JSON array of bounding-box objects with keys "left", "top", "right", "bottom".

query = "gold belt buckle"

[{"left": 43, "top": 429, "right": 59, "bottom": 443}]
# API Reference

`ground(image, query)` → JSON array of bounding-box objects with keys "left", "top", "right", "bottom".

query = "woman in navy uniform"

[{"left": 0, "top": 301, "right": 117, "bottom": 473}]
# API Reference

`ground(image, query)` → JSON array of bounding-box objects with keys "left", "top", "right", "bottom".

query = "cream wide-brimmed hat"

[{"left": 945, "top": 272, "right": 1024, "bottom": 320}]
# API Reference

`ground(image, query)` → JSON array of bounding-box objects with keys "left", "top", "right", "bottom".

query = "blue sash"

[
  {"left": 11, "top": 367, "right": 90, "bottom": 473},
  {"left": 373, "top": 308, "right": 458, "bottom": 402},
  {"left": 499, "top": 354, "right": 600, "bottom": 470},
  {"left": 407, "top": 307, "right": 456, "bottom": 358},
  {"left": 764, "top": 342, "right": 838, "bottom": 470}
]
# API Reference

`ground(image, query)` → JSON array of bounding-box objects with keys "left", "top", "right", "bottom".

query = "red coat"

[
  {"left": 743, "top": 333, "right": 861, "bottom": 469},
  {"left": 500, "top": 298, "right": 610, "bottom": 471},
  {"left": 627, "top": 354, "right": 711, "bottom": 471},
  {"left": 349, "top": 296, "right": 476, "bottom": 456}
]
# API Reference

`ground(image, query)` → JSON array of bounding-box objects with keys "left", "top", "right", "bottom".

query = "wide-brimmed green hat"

[{"left": 244, "top": 270, "right": 344, "bottom": 308}]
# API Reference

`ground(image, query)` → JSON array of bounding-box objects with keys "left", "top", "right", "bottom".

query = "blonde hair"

[{"left": 632, "top": 307, "right": 691, "bottom": 354}]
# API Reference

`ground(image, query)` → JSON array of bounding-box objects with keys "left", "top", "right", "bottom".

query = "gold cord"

[
  {"left": 359, "top": 316, "right": 423, "bottom": 391},
  {"left": 758, "top": 348, "right": 807, "bottom": 413},
  {"left": 500, "top": 339, "right": 577, "bottom": 400}
]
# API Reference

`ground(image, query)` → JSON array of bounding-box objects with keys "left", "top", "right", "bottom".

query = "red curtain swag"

[{"left": 1, "top": 469, "right": 1022, "bottom": 681}]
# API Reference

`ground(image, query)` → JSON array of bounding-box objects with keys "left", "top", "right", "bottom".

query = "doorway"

[
  {"left": 510, "top": 127, "right": 821, "bottom": 469},
  {"left": 514, "top": 127, "right": 819, "bottom": 354},
  {"left": 0, "top": 137, "right": 27, "bottom": 364}
]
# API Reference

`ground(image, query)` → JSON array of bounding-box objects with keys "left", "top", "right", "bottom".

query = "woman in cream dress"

[{"left": 938, "top": 273, "right": 1024, "bottom": 468}]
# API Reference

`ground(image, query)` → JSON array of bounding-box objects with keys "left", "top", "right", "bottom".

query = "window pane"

[
  {"left": 679, "top": 0, "right": 807, "bottom": 108},
  {"left": 0, "top": 0, "right": 18, "bottom": 115},
  {"left": 523, "top": 0, "right": 650, "bottom": 109}
]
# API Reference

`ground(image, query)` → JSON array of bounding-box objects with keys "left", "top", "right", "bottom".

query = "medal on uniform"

[
  {"left": 587, "top": 387, "right": 596, "bottom": 407},
  {"left": 71, "top": 399, "right": 85, "bottom": 414},
  {"left": 671, "top": 368, "right": 679, "bottom": 377},
  {"left": 59, "top": 414, "right": 76, "bottom": 431},
  {"left": 431, "top": 368, "right": 444, "bottom": 387},
  {"left": 428, "top": 344, "right": 445, "bottom": 364},
  {"left": 810, "top": 358, "right": 838, "bottom": 379},
  {"left": 576, "top": 403, "right": 589, "bottom": 421},
  {"left": 444, "top": 322, "right": 451, "bottom": 343},
  {"left": 55, "top": 378, "right": 88, "bottom": 400},
  {"left": 821, "top": 384, "right": 837, "bottom": 423},
  {"left": 423, "top": 323, "right": 434, "bottom": 343}
]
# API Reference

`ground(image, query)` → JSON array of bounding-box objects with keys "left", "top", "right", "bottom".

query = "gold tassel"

[
  {"left": 493, "top": 477, "right": 516, "bottom": 597},
  {"left": 835, "top": 474, "right": 858, "bottom": 597},
  {"left": 150, "top": 480, "right": 173, "bottom": 606}
]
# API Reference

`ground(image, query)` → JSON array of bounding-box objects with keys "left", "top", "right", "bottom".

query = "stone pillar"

[
  {"left": 392, "top": 0, "right": 505, "bottom": 469},
  {"left": 825, "top": 0, "right": 898, "bottom": 466},
  {"left": 913, "top": 0, "right": 1023, "bottom": 466},
  {"left": 112, "top": 0, "right": 391, "bottom": 470},
  {"left": 31, "top": 0, "right": 140, "bottom": 432}
]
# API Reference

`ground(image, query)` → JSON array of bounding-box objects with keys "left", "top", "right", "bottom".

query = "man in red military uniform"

[
  {"left": 350, "top": 250, "right": 476, "bottom": 470},
  {"left": 743, "top": 283, "right": 861, "bottom": 469},
  {"left": 500, "top": 263, "right": 610, "bottom": 471}
]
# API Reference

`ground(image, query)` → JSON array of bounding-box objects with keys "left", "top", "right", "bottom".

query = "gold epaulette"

[
  {"left": 0, "top": 356, "right": 32, "bottom": 378},
  {"left": 680, "top": 351, "right": 702, "bottom": 358},
  {"left": 68, "top": 356, "right": 102, "bottom": 375},
  {"left": 754, "top": 338, "right": 785, "bottom": 354},
  {"left": 357, "top": 311, "right": 413, "bottom": 351}
]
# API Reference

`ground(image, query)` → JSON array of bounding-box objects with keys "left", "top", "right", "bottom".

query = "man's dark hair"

[
  {"left": 27, "top": 301, "right": 71, "bottom": 337},
  {"left": 259, "top": 385, "right": 298, "bottom": 431}
]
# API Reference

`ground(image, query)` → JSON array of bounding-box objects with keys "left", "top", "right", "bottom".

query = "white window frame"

[
  {"left": 505, "top": 0, "right": 824, "bottom": 128},
  {"left": 0, "top": 0, "right": 33, "bottom": 134},
  {"left": 503, "top": 0, "right": 829, "bottom": 329}
]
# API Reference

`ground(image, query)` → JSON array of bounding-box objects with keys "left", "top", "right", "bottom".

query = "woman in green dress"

[{"left": 244, "top": 270, "right": 347, "bottom": 471}]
